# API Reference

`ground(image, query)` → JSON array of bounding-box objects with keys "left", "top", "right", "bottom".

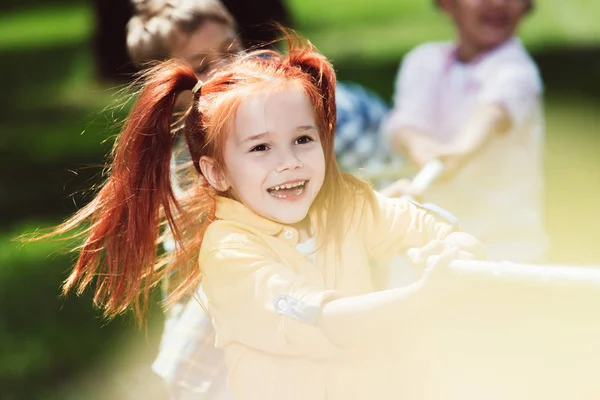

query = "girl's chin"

[{"left": 266, "top": 208, "right": 310, "bottom": 226}]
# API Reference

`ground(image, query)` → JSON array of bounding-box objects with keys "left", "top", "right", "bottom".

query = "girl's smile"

[{"left": 267, "top": 180, "right": 308, "bottom": 199}]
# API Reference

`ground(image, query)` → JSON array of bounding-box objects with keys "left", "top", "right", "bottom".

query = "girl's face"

[
  {"left": 205, "top": 86, "right": 326, "bottom": 225},
  {"left": 171, "top": 20, "right": 242, "bottom": 81},
  {"left": 441, "top": 0, "right": 529, "bottom": 57}
]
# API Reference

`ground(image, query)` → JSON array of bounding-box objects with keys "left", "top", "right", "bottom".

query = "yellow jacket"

[{"left": 200, "top": 193, "right": 457, "bottom": 400}]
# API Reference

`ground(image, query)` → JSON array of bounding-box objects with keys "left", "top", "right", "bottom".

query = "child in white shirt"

[{"left": 384, "top": 0, "right": 548, "bottom": 262}]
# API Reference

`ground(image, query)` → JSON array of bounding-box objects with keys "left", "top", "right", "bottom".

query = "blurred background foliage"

[{"left": 1, "top": 0, "right": 599, "bottom": 399}]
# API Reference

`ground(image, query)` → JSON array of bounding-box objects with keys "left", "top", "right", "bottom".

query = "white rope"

[
  {"left": 449, "top": 259, "right": 600, "bottom": 288},
  {"left": 408, "top": 159, "right": 444, "bottom": 193}
]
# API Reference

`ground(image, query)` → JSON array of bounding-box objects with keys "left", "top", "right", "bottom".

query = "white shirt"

[{"left": 296, "top": 237, "right": 317, "bottom": 263}]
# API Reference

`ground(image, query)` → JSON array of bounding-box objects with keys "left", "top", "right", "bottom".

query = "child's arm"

[
  {"left": 433, "top": 103, "right": 512, "bottom": 176},
  {"left": 382, "top": 44, "right": 444, "bottom": 166},
  {"left": 385, "top": 48, "right": 542, "bottom": 178},
  {"left": 388, "top": 103, "right": 511, "bottom": 175},
  {"left": 201, "top": 235, "right": 340, "bottom": 359},
  {"left": 201, "top": 232, "right": 474, "bottom": 355},
  {"left": 438, "top": 61, "right": 544, "bottom": 176},
  {"left": 388, "top": 127, "right": 444, "bottom": 168},
  {"left": 319, "top": 239, "right": 474, "bottom": 349},
  {"left": 360, "top": 192, "right": 460, "bottom": 261}
]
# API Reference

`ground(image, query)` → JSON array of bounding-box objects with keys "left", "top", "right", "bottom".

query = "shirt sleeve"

[
  {"left": 382, "top": 44, "right": 444, "bottom": 138},
  {"left": 360, "top": 192, "right": 460, "bottom": 261},
  {"left": 477, "top": 62, "right": 543, "bottom": 128},
  {"left": 200, "top": 237, "right": 341, "bottom": 360}
]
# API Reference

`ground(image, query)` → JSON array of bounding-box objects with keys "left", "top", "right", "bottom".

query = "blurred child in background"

[
  {"left": 383, "top": 0, "right": 548, "bottom": 263},
  {"left": 127, "top": 0, "right": 242, "bottom": 81}
]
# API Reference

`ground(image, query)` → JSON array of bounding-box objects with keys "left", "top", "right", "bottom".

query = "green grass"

[
  {"left": 287, "top": 0, "right": 600, "bottom": 62},
  {"left": 1, "top": 223, "right": 166, "bottom": 400},
  {"left": 0, "top": 4, "right": 91, "bottom": 50},
  {"left": 1, "top": 1, "right": 599, "bottom": 60},
  {"left": 543, "top": 97, "right": 600, "bottom": 264}
]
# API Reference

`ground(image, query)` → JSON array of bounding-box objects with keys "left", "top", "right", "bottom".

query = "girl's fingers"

[
  {"left": 425, "top": 245, "right": 459, "bottom": 271},
  {"left": 457, "top": 249, "right": 477, "bottom": 261},
  {"left": 406, "top": 240, "right": 445, "bottom": 265},
  {"left": 443, "top": 232, "right": 486, "bottom": 260}
]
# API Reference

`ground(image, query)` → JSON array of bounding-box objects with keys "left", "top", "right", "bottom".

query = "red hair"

[{"left": 44, "top": 34, "right": 373, "bottom": 322}]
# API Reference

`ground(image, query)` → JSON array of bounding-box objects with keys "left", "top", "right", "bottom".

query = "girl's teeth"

[
  {"left": 271, "top": 181, "right": 305, "bottom": 191},
  {"left": 268, "top": 182, "right": 305, "bottom": 198},
  {"left": 269, "top": 186, "right": 304, "bottom": 198}
]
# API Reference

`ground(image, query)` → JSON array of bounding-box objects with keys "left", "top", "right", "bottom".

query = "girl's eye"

[
  {"left": 250, "top": 144, "right": 269, "bottom": 152},
  {"left": 295, "top": 135, "right": 313, "bottom": 145}
]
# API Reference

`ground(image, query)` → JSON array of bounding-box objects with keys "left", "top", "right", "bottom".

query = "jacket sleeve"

[
  {"left": 360, "top": 191, "right": 460, "bottom": 261},
  {"left": 200, "top": 234, "right": 341, "bottom": 360}
]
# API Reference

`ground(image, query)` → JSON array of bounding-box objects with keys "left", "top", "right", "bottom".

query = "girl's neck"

[
  {"left": 455, "top": 40, "right": 486, "bottom": 63},
  {"left": 290, "top": 217, "right": 312, "bottom": 242}
]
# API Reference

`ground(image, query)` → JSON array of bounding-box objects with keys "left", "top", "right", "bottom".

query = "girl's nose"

[{"left": 275, "top": 148, "right": 304, "bottom": 173}]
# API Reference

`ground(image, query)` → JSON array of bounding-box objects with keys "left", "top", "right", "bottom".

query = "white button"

[
  {"left": 276, "top": 298, "right": 288, "bottom": 311},
  {"left": 284, "top": 229, "right": 294, "bottom": 239}
]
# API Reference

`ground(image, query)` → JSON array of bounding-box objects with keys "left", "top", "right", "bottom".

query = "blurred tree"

[
  {"left": 91, "top": 0, "right": 137, "bottom": 82},
  {"left": 221, "top": 0, "right": 293, "bottom": 48}
]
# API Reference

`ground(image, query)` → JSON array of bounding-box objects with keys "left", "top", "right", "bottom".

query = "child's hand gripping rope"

[
  {"left": 379, "top": 159, "right": 444, "bottom": 201},
  {"left": 392, "top": 162, "right": 600, "bottom": 288},
  {"left": 407, "top": 231, "right": 486, "bottom": 295},
  {"left": 377, "top": 159, "right": 485, "bottom": 290}
]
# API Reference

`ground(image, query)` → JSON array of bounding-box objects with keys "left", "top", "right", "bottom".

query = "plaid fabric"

[
  {"left": 153, "top": 82, "right": 399, "bottom": 400},
  {"left": 334, "top": 82, "right": 394, "bottom": 174},
  {"left": 152, "top": 289, "right": 230, "bottom": 400}
]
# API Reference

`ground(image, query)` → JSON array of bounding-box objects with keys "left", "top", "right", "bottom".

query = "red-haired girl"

[{"left": 51, "top": 38, "right": 482, "bottom": 400}]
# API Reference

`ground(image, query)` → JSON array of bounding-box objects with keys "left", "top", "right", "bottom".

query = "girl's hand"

[
  {"left": 407, "top": 234, "right": 484, "bottom": 296},
  {"left": 442, "top": 231, "right": 486, "bottom": 261},
  {"left": 407, "top": 239, "right": 459, "bottom": 272},
  {"left": 408, "top": 240, "right": 461, "bottom": 296}
]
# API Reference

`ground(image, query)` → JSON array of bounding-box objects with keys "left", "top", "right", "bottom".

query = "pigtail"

[
  {"left": 159, "top": 83, "right": 218, "bottom": 306},
  {"left": 46, "top": 60, "right": 199, "bottom": 322},
  {"left": 184, "top": 89, "right": 205, "bottom": 173}
]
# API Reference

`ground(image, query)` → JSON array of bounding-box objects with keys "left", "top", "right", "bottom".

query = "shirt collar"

[
  {"left": 215, "top": 196, "right": 283, "bottom": 235},
  {"left": 446, "top": 36, "right": 521, "bottom": 69},
  {"left": 214, "top": 196, "right": 318, "bottom": 246}
]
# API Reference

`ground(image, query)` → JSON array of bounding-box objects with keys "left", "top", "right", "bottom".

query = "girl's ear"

[{"left": 199, "top": 156, "right": 230, "bottom": 192}]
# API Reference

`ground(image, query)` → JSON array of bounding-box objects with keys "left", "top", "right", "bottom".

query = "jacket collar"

[
  {"left": 215, "top": 196, "right": 321, "bottom": 246},
  {"left": 215, "top": 196, "right": 285, "bottom": 236}
]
